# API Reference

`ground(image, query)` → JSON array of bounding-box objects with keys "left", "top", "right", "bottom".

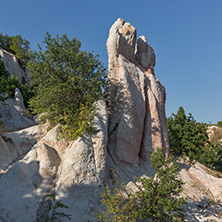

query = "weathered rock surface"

[
  {"left": 207, "top": 125, "right": 222, "bottom": 143},
  {"left": 106, "top": 18, "right": 169, "bottom": 176},
  {"left": 0, "top": 19, "right": 222, "bottom": 222},
  {"left": 5, "top": 88, "right": 26, "bottom": 113},
  {"left": 0, "top": 101, "right": 35, "bottom": 131},
  {"left": 0, "top": 123, "right": 50, "bottom": 174},
  {"left": 0, "top": 48, "right": 31, "bottom": 84},
  {"left": 179, "top": 162, "right": 222, "bottom": 203},
  {"left": 0, "top": 99, "right": 107, "bottom": 222},
  {"left": 0, "top": 87, "right": 35, "bottom": 131}
]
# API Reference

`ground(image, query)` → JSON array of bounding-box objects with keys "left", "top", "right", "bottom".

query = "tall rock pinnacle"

[{"left": 106, "top": 18, "right": 170, "bottom": 171}]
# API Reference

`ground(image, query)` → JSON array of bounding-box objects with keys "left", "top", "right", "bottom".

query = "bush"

[
  {"left": 0, "top": 33, "right": 30, "bottom": 65},
  {"left": 97, "top": 181, "right": 138, "bottom": 222},
  {"left": 167, "top": 106, "right": 222, "bottom": 172},
  {"left": 136, "top": 148, "right": 187, "bottom": 221},
  {"left": 217, "top": 121, "right": 222, "bottom": 128},
  {"left": 27, "top": 32, "right": 107, "bottom": 140},
  {"left": 97, "top": 148, "right": 187, "bottom": 221},
  {"left": 167, "top": 107, "right": 209, "bottom": 158}
]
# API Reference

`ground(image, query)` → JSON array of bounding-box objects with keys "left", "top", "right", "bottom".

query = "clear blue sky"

[{"left": 1, "top": 0, "right": 222, "bottom": 124}]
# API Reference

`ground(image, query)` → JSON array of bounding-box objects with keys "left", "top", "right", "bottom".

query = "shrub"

[
  {"left": 136, "top": 148, "right": 187, "bottom": 221},
  {"left": 167, "top": 106, "right": 222, "bottom": 173},
  {"left": 97, "top": 181, "right": 138, "bottom": 222},
  {"left": 0, "top": 33, "right": 30, "bottom": 65},
  {"left": 97, "top": 148, "right": 187, "bottom": 221},
  {"left": 217, "top": 121, "right": 222, "bottom": 127},
  {"left": 27, "top": 32, "right": 107, "bottom": 140}
]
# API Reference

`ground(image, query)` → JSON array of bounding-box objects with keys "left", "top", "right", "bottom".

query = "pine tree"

[
  {"left": 167, "top": 106, "right": 208, "bottom": 158},
  {"left": 137, "top": 148, "right": 187, "bottom": 221}
]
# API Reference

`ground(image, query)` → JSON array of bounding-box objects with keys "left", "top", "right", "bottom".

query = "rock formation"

[
  {"left": 0, "top": 87, "right": 36, "bottom": 131},
  {"left": 0, "top": 19, "right": 222, "bottom": 222},
  {"left": 106, "top": 18, "right": 169, "bottom": 174},
  {"left": 0, "top": 48, "right": 31, "bottom": 84}
]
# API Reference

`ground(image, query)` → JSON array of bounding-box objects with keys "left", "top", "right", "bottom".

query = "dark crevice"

[{"left": 139, "top": 76, "right": 148, "bottom": 160}]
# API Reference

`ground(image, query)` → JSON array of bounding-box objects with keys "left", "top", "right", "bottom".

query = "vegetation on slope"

[
  {"left": 167, "top": 106, "right": 222, "bottom": 172},
  {"left": 0, "top": 60, "right": 33, "bottom": 107},
  {"left": 97, "top": 148, "right": 187, "bottom": 221},
  {"left": 0, "top": 33, "right": 30, "bottom": 66},
  {"left": 27, "top": 32, "right": 107, "bottom": 140}
]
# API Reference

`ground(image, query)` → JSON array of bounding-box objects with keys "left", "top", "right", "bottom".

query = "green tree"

[
  {"left": 198, "top": 143, "right": 222, "bottom": 172},
  {"left": 0, "top": 60, "right": 9, "bottom": 100},
  {"left": 0, "top": 33, "right": 30, "bottom": 65},
  {"left": 217, "top": 121, "right": 222, "bottom": 127},
  {"left": 10, "top": 34, "right": 30, "bottom": 65},
  {"left": 167, "top": 107, "right": 222, "bottom": 172},
  {"left": 0, "top": 33, "right": 12, "bottom": 52},
  {"left": 167, "top": 106, "right": 209, "bottom": 158},
  {"left": 137, "top": 148, "right": 187, "bottom": 221},
  {"left": 27, "top": 32, "right": 106, "bottom": 140}
]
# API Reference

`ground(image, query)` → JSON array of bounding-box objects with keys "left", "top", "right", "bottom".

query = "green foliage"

[
  {"left": 217, "top": 121, "right": 222, "bottom": 127},
  {"left": 0, "top": 60, "right": 9, "bottom": 100},
  {"left": 198, "top": 143, "right": 222, "bottom": 172},
  {"left": 97, "top": 148, "right": 187, "bottom": 221},
  {"left": 28, "top": 32, "right": 106, "bottom": 140},
  {"left": 167, "top": 106, "right": 209, "bottom": 160},
  {"left": 97, "top": 181, "right": 138, "bottom": 222},
  {"left": 47, "top": 193, "right": 71, "bottom": 221},
  {"left": 0, "top": 33, "right": 30, "bottom": 64},
  {"left": 137, "top": 148, "right": 187, "bottom": 221},
  {"left": 10, "top": 34, "right": 30, "bottom": 65},
  {"left": 0, "top": 33, "right": 12, "bottom": 52},
  {"left": 167, "top": 106, "right": 222, "bottom": 172},
  {"left": 0, "top": 60, "right": 33, "bottom": 107}
]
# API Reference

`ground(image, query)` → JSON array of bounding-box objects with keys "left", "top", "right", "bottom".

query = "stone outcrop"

[
  {"left": 0, "top": 123, "right": 50, "bottom": 174},
  {"left": 106, "top": 18, "right": 169, "bottom": 174},
  {"left": 5, "top": 88, "right": 26, "bottom": 113},
  {"left": 207, "top": 125, "right": 222, "bottom": 143},
  {"left": 0, "top": 88, "right": 35, "bottom": 131},
  {"left": 0, "top": 102, "right": 36, "bottom": 131},
  {"left": 0, "top": 48, "right": 31, "bottom": 84},
  {"left": 0, "top": 99, "right": 107, "bottom": 222},
  {"left": 0, "top": 19, "right": 222, "bottom": 222}
]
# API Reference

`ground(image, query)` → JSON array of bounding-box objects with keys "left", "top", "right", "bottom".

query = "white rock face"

[
  {"left": 0, "top": 48, "right": 31, "bottom": 84},
  {"left": 0, "top": 99, "right": 108, "bottom": 222},
  {"left": 0, "top": 124, "right": 46, "bottom": 174},
  {"left": 106, "top": 18, "right": 169, "bottom": 175},
  {"left": 0, "top": 101, "right": 35, "bottom": 131},
  {"left": 5, "top": 88, "right": 26, "bottom": 113},
  {"left": 135, "top": 35, "right": 155, "bottom": 70}
]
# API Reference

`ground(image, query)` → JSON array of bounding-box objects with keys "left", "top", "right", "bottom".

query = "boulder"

[
  {"left": 0, "top": 123, "right": 50, "bottom": 174},
  {"left": 0, "top": 87, "right": 35, "bottom": 131},
  {"left": 207, "top": 125, "right": 222, "bottom": 143},
  {"left": 5, "top": 88, "right": 26, "bottom": 113},
  {"left": 0, "top": 101, "right": 35, "bottom": 131}
]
